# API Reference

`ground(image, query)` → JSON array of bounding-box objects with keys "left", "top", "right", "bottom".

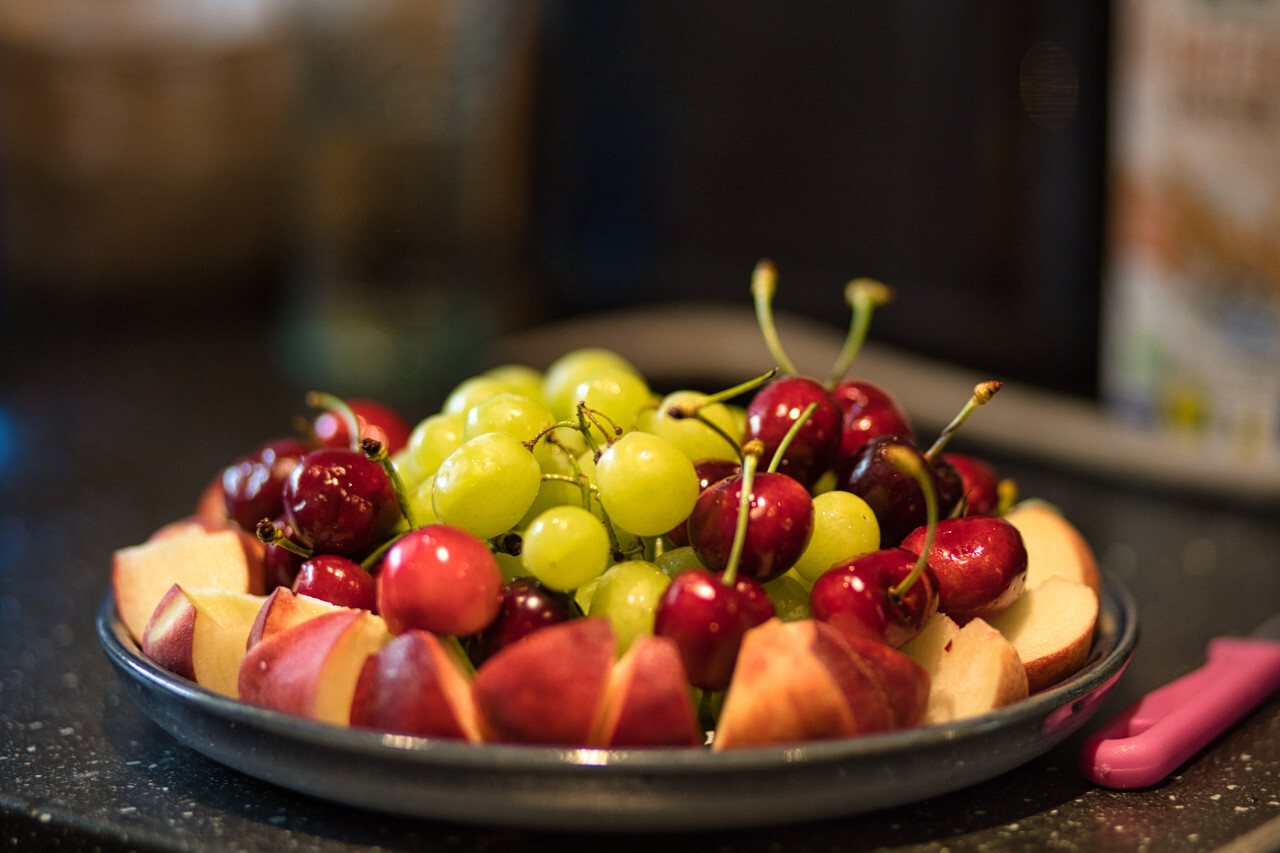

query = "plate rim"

[{"left": 97, "top": 574, "right": 1138, "bottom": 780}]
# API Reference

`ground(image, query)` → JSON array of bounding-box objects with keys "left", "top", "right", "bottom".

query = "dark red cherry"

[
  {"left": 743, "top": 376, "right": 842, "bottom": 487},
  {"left": 809, "top": 548, "right": 939, "bottom": 648},
  {"left": 835, "top": 435, "right": 961, "bottom": 547},
  {"left": 665, "top": 457, "right": 742, "bottom": 548},
  {"left": 733, "top": 576, "right": 776, "bottom": 629},
  {"left": 469, "top": 577, "right": 578, "bottom": 666},
  {"left": 686, "top": 469, "right": 814, "bottom": 583},
  {"left": 292, "top": 554, "right": 378, "bottom": 611},
  {"left": 830, "top": 379, "right": 914, "bottom": 458},
  {"left": 900, "top": 515, "right": 1027, "bottom": 622},
  {"left": 221, "top": 438, "right": 312, "bottom": 533},
  {"left": 283, "top": 447, "right": 401, "bottom": 559},
  {"left": 653, "top": 569, "right": 751, "bottom": 691}
]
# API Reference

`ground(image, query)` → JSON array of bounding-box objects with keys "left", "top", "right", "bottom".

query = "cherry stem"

[
  {"left": 768, "top": 401, "right": 818, "bottom": 474},
  {"left": 883, "top": 445, "right": 937, "bottom": 601},
  {"left": 750, "top": 259, "right": 799, "bottom": 377},
  {"left": 255, "top": 519, "right": 311, "bottom": 558},
  {"left": 362, "top": 437, "right": 418, "bottom": 530},
  {"left": 306, "top": 391, "right": 361, "bottom": 451},
  {"left": 723, "top": 441, "right": 764, "bottom": 586},
  {"left": 826, "top": 278, "right": 895, "bottom": 386},
  {"left": 924, "top": 380, "right": 1003, "bottom": 461}
]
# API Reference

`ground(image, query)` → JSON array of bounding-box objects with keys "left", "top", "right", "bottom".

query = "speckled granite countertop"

[{"left": 2, "top": 310, "right": 1278, "bottom": 853}]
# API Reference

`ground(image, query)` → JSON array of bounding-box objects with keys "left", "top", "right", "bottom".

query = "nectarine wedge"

[
  {"left": 986, "top": 574, "right": 1098, "bottom": 693},
  {"left": 141, "top": 584, "right": 267, "bottom": 697},
  {"left": 903, "top": 612, "right": 1028, "bottom": 724}
]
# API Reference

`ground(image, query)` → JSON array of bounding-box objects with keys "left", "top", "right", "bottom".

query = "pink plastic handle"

[{"left": 1080, "top": 636, "right": 1280, "bottom": 789}]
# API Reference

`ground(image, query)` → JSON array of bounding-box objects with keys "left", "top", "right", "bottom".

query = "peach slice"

[
  {"left": 592, "top": 633, "right": 703, "bottom": 748},
  {"left": 239, "top": 609, "right": 392, "bottom": 725},
  {"left": 350, "top": 630, "right": 480, "bottom": 741},
  {"left": 471, "top": 617, "right": 617, "bottom": 745},
  {"left": 246, "top": 586, "right": 349, "bottom": 649},
  {"left": 1004, "top": 500, "right": 1101, "bottom": 595},
  {"left": 903, "top": 612, "right": 1028, "bottom": 724},
  {"left": 113, "top": 527, "right": 263, "bottom": 645},
  {"left": 986, "top": 574, "right": 1098, "bottom": 693},
  {"left": 141, "top": 584, "right": 267, "bottom": 697}
]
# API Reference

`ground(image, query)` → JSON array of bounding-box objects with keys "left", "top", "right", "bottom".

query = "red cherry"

[
  {"left": 653, "top": 569, "right": 751, "bottom": 691},
  {"left": 221, "top": 438, "right": 312, "bottom": 533},
  {"left": 283, "top": 447, "right": 401, "bottom": 560},
  {"left": 900, "top": 515, "right": 1027, "bottom": 622},
  {"left": 809, "top": 548, "right": 939, "bottom": 648},
  {"left": 743, "top": 376, "right": 842, "bottom": 487},
  {"left": 313, "top": 398, "right": 412, "bottom": 455},
  {"left": 292, "top": 554, "right": 377, "bottom": 611},
  {"left": 733, "top": 575, "right": 776, "bottom": 629},
  {"left": 942, "top": 452, "right": 1000, "bottom": 516},
  {"left": 376, "top": 524, "right": 504, "bottom": 637},
  {"left": 665, "top": 457, "right": 741, "bottom": 548},
  {"left": 830, "top": 379, "right": 914, "bottom": 458},
  {"left": 834, "top": 435, "right": 962, "bottom": 547},
  {"left": 686, "top": 469, "right": 814, "bottom": 583}
]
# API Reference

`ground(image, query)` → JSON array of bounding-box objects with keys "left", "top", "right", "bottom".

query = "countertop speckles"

[{"left": 2, "top": 312, "right": 1279, "bottom": 853}]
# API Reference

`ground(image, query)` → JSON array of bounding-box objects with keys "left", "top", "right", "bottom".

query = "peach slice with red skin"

[
  {"left": 141, "top": 584, "right": 267, "bottom": 697},
  {"left": 349, "top": 630, "right": 480, "bottom": 741},
  {"left": 592, "top": 633, "right": 703, "bottom": 748},
  {"left": 986, "top": 574, "right": 1098, "bottom": 694},
  {"left": 902, "top": 611, "right": 1028, "bottom": 724}
]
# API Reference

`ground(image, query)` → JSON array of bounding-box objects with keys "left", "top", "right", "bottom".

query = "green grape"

[
  {"left": 390, "top": 446, "right": 422, "bottom": 493},
  {"left": 655, "top": 545, "right": 705, "bottom": 577},
  {"left": 406, "top": 411, "right": 465, "bottom": 481},
  {"left": 763, "top": 570, "right": 812, "bottom": 621},
  {"left": 588, "top": 559, "right": 671, "bottom": 653},
  {"left": 494, "top": 550, "right": 527, "bottom": 584},
  {"left": 574, "top": 576, "right": 600, "bottom": 614},
  {"left": 573, "top": 366, "right": 652, "bottom": 434},
  {"left": 519, "top": 439, "right": 590, "bottom": 527},
  {"left": 646, "top": 390, "right": 741, "bottom": 463},
  {"left": 406, "top": 478, "right": 441, "bottom": 528},
  {"left": 541, "top": 347, "right": 640, "bottom": 421},
  {"left": 463, "top": 392, "right": 556, "bottom": 444},
  {"left": 481, "top": 363, "right": 544, "bottom": 403},
  {"left": 792, "top": 489, "right": 880, "bottom": 583},
  {"left": 432, "top": 431, "right": 541, "bottom": 540},
  {"left": 594, "top": 432, "right": 699, "bottom": 537},
  {"left": 520, "top": 505, "right": 611, "bottom": 592},
  {"left": 441, "top": 375, "right": 514, "bottom": 416},
  {"left": 809, "top": 468, "right": 839, "bottom": 495}
]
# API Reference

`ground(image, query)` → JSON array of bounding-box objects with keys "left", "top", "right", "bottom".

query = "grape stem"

[
  {"left": 924, "top": 380, "right": 1003, "bottom": 461},
  {"left": 883, "top": 445, "right": 937, "bottom": 601},
  {"left": 722, "top": 442, "right": 763, "bottom": 586},
  {"left": 826, "top": 278, "right": 895, "bottom": 386},
  {"left": 750, "top": 260, "right": 799, "bottom": 377},
  {"left": 361, "top": 437, "right": 418, "bottom": 530},
  {"left": 306, "top": 391, "right": 361, "bottom": 451},
  {"left": 767, "top": 401, "right": 818, "bottom": 474}
]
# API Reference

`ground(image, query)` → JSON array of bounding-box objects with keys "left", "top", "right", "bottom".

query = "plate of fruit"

[{"left": 100, "top": 266, "right": 1137, "bottom": 830}]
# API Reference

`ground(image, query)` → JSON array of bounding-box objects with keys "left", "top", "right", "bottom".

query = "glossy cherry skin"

[
  {"left": 830, "top": 379, "right": 914, "bottom": 458},
  {"left": 375, "top": 524, "right": 504, "bottom": 637},
  {"left": 314, "top": 398, "right": 411, "bottom": 455},
  {"left": 834, "top": 435, "right": 962, "bottom": 548},
  {"left": 743, "top": 376, "right": 842, "bottom": 487},
  {"left": 686, "top": 470, "right": 814, "bottom": 583},
  {"left": 809, "top": 548, "right": 939, "bottom": 648},
  {"left": 942, "top": 452, "right": 1000, "bottom": 516},
  {"left": 665, "top": 457, "right": 742, "bottom": 548},
  {"left": 221, "top": 438, "right": 312, "bottom": 532},
  {"left": 468, "top": 577, "right": 579, "bottom": 665},
  {"left": 282, "top": 447, "right": 401, "bottom": 559},
  {"left": 292, "top": 554, "right": 378, "bottom": 611},
  {"left": 900, "top": 515, "right": 1027, "bottom": 622},
  {"left": 653, "top": 569, "right": 751, "bottom": 691}
]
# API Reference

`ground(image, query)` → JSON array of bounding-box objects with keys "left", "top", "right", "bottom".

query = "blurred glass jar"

[
  {"left": 0, "top": 0, "right": 302, "bottom": 309},
  {"left": 278, "top": 0, "right": 540, "bottom": 411}
]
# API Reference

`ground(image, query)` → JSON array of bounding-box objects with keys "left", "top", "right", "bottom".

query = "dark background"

[{"left": 528, "top": 1, "right": 1111, "bottom": 398}]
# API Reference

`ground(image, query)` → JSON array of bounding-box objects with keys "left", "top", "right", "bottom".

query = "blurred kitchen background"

[{"left": 1, "top": 0, "right": 1277, "bottom": 476}]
